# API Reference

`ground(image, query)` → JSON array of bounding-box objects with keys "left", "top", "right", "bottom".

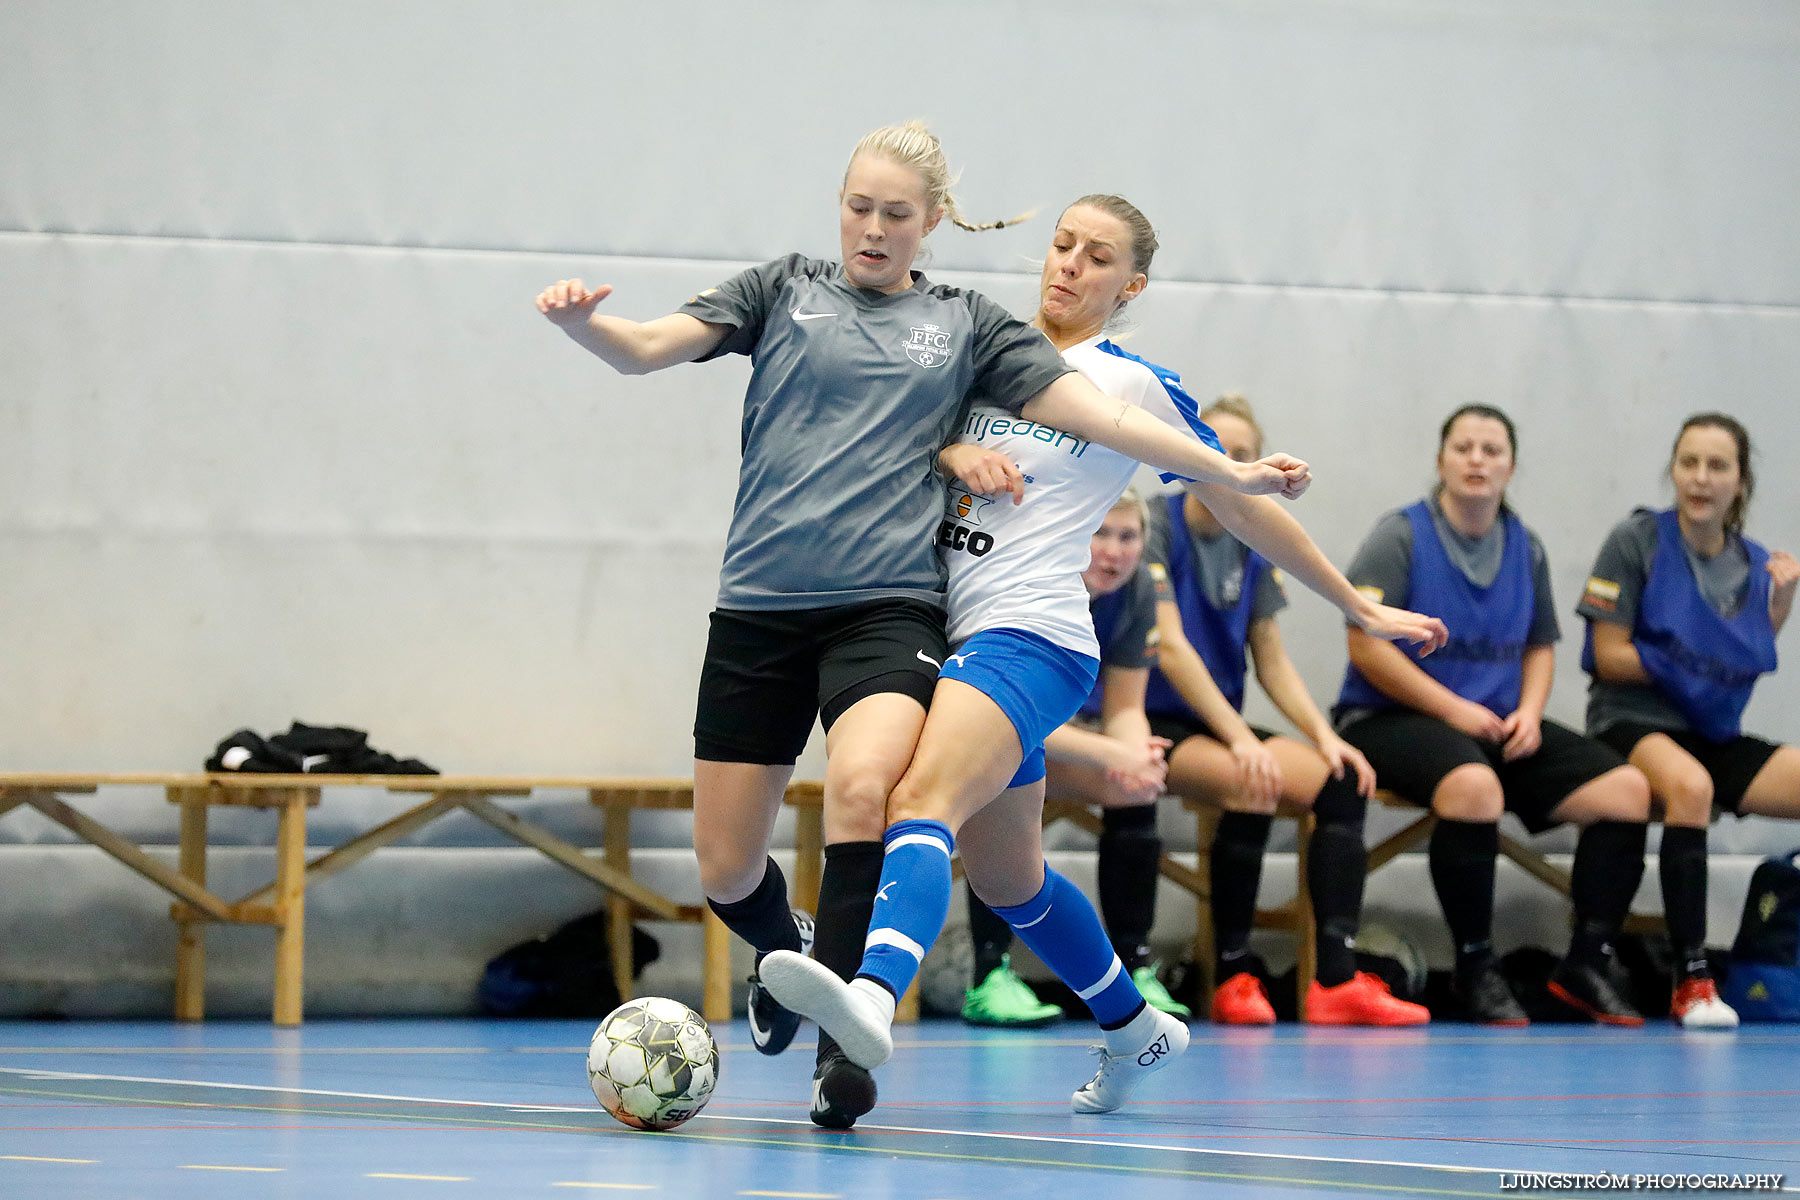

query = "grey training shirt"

[
  {"left": 1098, "top": 564, "right": 1165, "bottom": 670},
  {"left": 1576, "top": 507, "right": 1754, "bottom": 735},
  {"left": 1346, "top": 498, "right": 1560, "bottom": 644},
  {"left": 680, "top": 254, "right": 1072, "bottom": 610},
  {"left": 1145, "top": 499, "right": 1288, "bottom": 623}
]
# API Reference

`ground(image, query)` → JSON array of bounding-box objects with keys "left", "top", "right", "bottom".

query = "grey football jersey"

[{"left": 681, "top": 255, "right": 1071, "bottom": 610}]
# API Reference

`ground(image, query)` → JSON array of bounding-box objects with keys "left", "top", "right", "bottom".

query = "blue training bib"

[
  {"left": 1144, "top": 494, "right": 1269, "bottom": 718},
  {"left": 1588, "top": 508, "right": 1776, "bottom": 742},
  {"left": 1338, "top": 500, "right": 1532, "bottom": 716}
]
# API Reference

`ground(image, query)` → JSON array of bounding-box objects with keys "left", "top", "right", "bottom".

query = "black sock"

[
  {"left": 965, "top": 882, "right": 1013, "bottom": 983},
  {"left": 706, "top": 857, "right": 800, "bottom": 963},
  {"left": 1659, "top": 824, "right": 1711, "bottom": 978},
  {"left": 1212, "top": 811, "right": 1272, "bottom": 978},
  {"left": 1567, "top": 819, "right": 1648, "bottom": 966},
  {"left": 1308, "top": 776, "right": 1367, "bottom": 987},
  {"left": 1429, "top": 818, "right": 1497, "bottom": 973},
  {"left": 812, "top": 841, "right": 883, "bottom": 1064},
  {"left": 1099, "top": 805, "right": 1161, "bottom": 970}
]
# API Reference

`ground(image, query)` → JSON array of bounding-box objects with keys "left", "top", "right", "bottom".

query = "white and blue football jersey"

[{"left": 939, "top": 335, "right": 1220, "bottom": 656}]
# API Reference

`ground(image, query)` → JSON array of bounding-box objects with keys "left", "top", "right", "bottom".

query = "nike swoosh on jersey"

[
  {"left": 792, "top": 310, "right": 837, "bottom": 321},
  {"left": 915, "top": 649, "right": 942, "bottom": 669}
]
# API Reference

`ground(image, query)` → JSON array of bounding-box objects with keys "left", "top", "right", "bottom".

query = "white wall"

[{"left": 3, "top": 0, "right": 1797, "bottom": 774}]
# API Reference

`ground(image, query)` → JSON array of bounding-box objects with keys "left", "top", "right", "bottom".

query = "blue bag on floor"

[{"left": 1723, "top": 848, "right": 1800, "bottom": 1021}]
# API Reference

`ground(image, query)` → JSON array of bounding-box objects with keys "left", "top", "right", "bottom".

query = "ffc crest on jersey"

[
  {"left": 905, "top": 323, "right": 955, "bottom": 368},
  {"left": 952, "top": 491, "right": 995, "bottom": 524}
]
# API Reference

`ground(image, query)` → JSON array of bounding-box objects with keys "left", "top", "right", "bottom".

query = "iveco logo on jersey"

[
  {"left": 905, "top": 323, "right": 954, "bottom": 368},
  {"left": 951, "top": 491, "right": 994, "bottom": 525}
]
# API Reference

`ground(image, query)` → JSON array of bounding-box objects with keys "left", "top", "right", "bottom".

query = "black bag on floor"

[{"left": 479, "top": 910, "right": 661, "bottom": 1018}]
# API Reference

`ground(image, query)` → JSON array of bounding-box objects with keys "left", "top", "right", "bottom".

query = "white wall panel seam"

[{"left": 4, "top": 230, "right": 1797, "bottom": 317}]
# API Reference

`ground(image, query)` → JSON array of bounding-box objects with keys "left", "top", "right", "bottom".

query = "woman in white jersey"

[
  {"left": 761, "top": 194, "right": 1448, "bottom": 1115},
  {"left": 538, "top": 130, "right": 1310, "bottom": 1129}
]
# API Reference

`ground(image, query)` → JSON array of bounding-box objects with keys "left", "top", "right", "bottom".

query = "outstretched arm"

[
  {"left": 1195, "top": 483, "right": 1448, "bottom": 653},
  {"left": 1021, "top": 374, "right": 1309, "bottom": 498},
  {"left": 535, "top": 278, "right": 728, "bottom": 375}
]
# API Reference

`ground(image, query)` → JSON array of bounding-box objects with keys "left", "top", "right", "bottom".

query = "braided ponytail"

[{"left": 847, "top": 122, "right": 1035, "bottom": 233}]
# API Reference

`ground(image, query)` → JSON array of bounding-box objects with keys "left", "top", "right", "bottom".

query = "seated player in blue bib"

[
  {"left": 1578, "top": 412, "right": 1800, "bottom": 1028},
  {"left": 1335, "top": 404, "right": 1653, "bottom": 1026},
  {"left": 1146, "top": 394, "right": 1428, "bottom": 1027},
  {"left": 958, "top": 490, "right": 1176, "bottom": 1028}
]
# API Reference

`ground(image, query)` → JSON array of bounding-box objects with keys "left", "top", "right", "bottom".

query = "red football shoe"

[
  {"left": 1211, "top": 971, "right": 1276, "bottom": 1025},
  {"left": 1306, "top": 971, "right": 1431, "bottom": 1026}
]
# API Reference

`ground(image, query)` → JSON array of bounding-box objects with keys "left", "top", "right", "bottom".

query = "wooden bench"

[{"left": 0, "top": 772, "right": 823, "bottom": 1027}]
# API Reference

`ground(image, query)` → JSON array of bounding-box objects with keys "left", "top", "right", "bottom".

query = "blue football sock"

[
  {"left": 991, "top": 868, "right": 1144, "bottom": 1028},
  {"left": 857, "top": 818, "right": 955, "bottom": 1000}
]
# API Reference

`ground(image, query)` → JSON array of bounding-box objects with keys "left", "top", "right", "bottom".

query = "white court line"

[
  {"left": 0, "top": 1065, "right": 1516, "bottom": 1181},
  {"left": 1, "top": 1155, "right": 97, "bottom": 1163},
  {"left": 14, "top": 1064, "right": 1784, "bottom": 1191}
]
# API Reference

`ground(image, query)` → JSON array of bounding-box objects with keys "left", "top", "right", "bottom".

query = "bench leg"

[
  {"left": 271, "top": 790, "right": 308, "bottom": 1027},
  {"left": 174, "top": 792, "right": 208, "bottom": 1021},
  {"left": 895, "top": 979, "right": 920, "bottom": 1023},
  {"left": 791, "top": 805, "right": 823, "bottom": 915},
  {"left": 702, "top": 910, "right": 732, "bottom": 1024},
  {"left": 603, "top": 803, "right": 635, "bottom": 1005}
]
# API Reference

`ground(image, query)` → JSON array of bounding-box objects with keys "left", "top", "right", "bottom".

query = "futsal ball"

[{"left": 587, "top": 996, "right": 719, "bottom": 1131}]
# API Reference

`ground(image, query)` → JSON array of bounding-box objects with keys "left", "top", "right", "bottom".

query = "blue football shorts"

[{"left": 938, "top": 628, "right": 1099, "bottom": 789}]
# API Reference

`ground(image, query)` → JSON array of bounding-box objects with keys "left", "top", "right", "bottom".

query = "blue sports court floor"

[{"left": 2, "top": 1017, "right": 1796, "bottom": 1198}]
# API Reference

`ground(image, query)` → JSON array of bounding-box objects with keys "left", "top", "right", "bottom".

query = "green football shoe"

[
  {"left": 961, "top": 955, "right": 1063, "bottom": 1027},
  {"left": 1132, "top": 964, "right": 1193, "bottom": 1020}
]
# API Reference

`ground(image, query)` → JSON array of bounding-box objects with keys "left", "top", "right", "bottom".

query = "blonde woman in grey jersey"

[{"left": 535, "top": 123, "right": 1308, "bottom": 1128}]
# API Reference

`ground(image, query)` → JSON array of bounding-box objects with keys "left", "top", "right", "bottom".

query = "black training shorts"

[
  {"left": 1147, "top": 711, "right": 1280, "bottom": 749},
  {"left": 1339, "top": 710, "right": 1628, "bottom": 833},
  {"left": 693, "top": 597, "right": 947, "bottom": 765},
  {"left": 1594, "top": 722, "right": 1782, "bottom": 816}
]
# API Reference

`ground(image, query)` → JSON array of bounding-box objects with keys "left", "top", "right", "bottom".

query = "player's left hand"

[
  {"left": 1317, "top": 733, "right": 1376, "bottom": 797},
  {"left": 1768, "top": 550, "right": 1800, "bottom": 597},
  {"left": 1498, "top": 710, "right": 1543, "bottom": 762},
  {"left": 939, "top": 444, "right": 1025, "bottom": 505}
]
